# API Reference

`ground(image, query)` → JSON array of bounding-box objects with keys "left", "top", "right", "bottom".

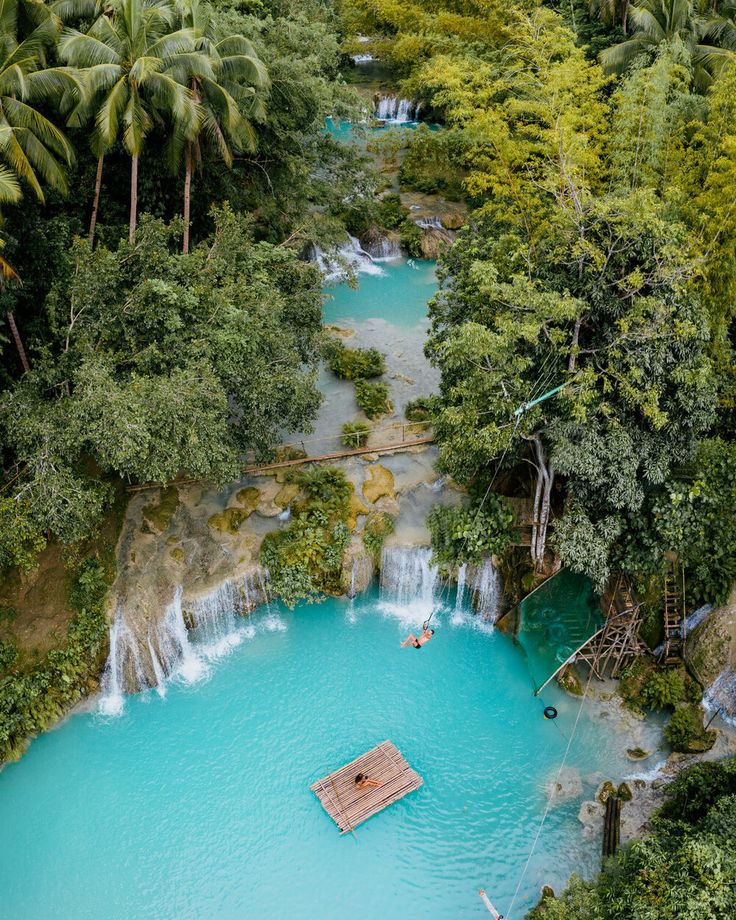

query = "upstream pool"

[{"left": 0, "top": 582, "right": 654, "bottom": 920}]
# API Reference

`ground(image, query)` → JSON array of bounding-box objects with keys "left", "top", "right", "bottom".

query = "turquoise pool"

[
  {"left": 323, "top": 257, "right": 437, "bottom": 328},
  {"left": 0, "top": 587, "right": 645, "bottom": 919}
]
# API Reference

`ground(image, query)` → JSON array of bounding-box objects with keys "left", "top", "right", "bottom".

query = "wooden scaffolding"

[
  {"left": 574, "top": 575, "right": 648, "bottom": 680},
  {"left": 660, "top": 563, "right": 686, "bottom": 666}
]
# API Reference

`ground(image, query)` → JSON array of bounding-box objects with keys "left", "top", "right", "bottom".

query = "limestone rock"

[
  {"left": 597, "top": 780, "right": 616, "bottom": 804},
  {"left": 556, "top": 665, "right": 583, "bottom": 697},
  {"left": 207, "top": 507, "right": 250, "bottom": 534},
  {"left": 626, "top": 747, "right": 651, "bottom": 761},
  {"left": 347, "top": 489, "right": 370, "bottom": 531},
  {"left": 235, "top": 486, "right": 261, "bottom": 513},
  {"left": 685, "top": 585, "right": 736, "bottom": 717},
  {"left": 275, "top": 483, "right": 300, "bottom": 509},
  {"left": 617, "top": 782, "right": 633, "bottom": 802},
  {"left": 141, "top": 487, "right": 179, "bottom": 534},
  {"left": 362, "top": 464, "right": 395, "bottom": 504},
  {"left": 419, "top": 226, "right": 455, "bottom": 259}
]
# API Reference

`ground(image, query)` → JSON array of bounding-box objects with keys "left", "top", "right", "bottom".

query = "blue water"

[
  {"left": 0, "top": 589, "right": 637, "bottom": 920},
  {"left": 325, "top": 118, "right": 441, "bottom": 145},
  {"left": 324, "top": 258, "right": 437, "bottom": 327}
]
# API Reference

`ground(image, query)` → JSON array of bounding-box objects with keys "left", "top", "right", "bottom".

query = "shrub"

[
  {"left": 428, "top": 499, "right": 513, "bottom": 566},
  {"left": 618, "top": 658, "right": 655, "bottom": 713},
  {"left": 355, "top": 379, "right": 391, "bottom": 419},
  {"left": 377, "top": 193, "right": 408, "bottom": 230},
  {"left": 325, "top": 340, "right": 385, "bottom": 380},
  {"left": 363, "top": 512, "right": 396, "bottom": 559},
  {"left": 399, "top": 219, "right": 423, "bottom": 258},
  {"left": 658, "top": 759, "right": 736, "bottom": 824},
  {"left": 665, "top": 704, "right": 715, "bottom": 753},
  {"left": 260, "top": 467, "right": 351, "bottom": 608},
  {"left": 341, "top": 421, "right": 371, "bottom": 449},
  {"left": 0, "top": 558, "right": 111, "bottom": 763},
  {"left": 405, "top": 396, "right": 434, "bottom": 423},
  {"left": 640, "top": 668, "right": 686, "bottom": 710},
  {"left": 0, "top": 638, "right": 18, "bottom": 673}
]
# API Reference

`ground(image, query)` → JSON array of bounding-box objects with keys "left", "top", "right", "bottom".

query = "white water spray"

[
  {"left": 310, "top": 235, "right": 383, "bottom": 281},
  {"left": 374, "top": 96, "right": 417, "bottom": 123},
  {"left": 455, "top": 563, "right": 467, "bottom": 614},
  {"left": 472, "top": 558, "right": 501, "bottom": 622},
  {"left": 379, "top": 546, "right": 440, "bottom": 622}
]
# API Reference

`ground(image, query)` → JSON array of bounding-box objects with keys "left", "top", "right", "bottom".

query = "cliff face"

[{"left": 685, "top": 586, "right": 736, "bottom": 718}]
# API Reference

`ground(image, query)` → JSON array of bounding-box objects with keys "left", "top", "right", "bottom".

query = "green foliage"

[
  {"left": 341, "top": 420, "right": 371, "bottom": 448},
  {"left": 640, "top": 668, "right": 686, "bottom": 710},
  {"left": 260, "top": 467, "right": 351, "bottom": 607},
  {"left": 1, "top": 208, "right": 323, "bottom": 567},
  {"left": 530, "top": 756, "right": 736, "bottom": 920},
  {"left": 618, "top": 658, "right": 656, "bottom": 713},
  {"left": 428, "top": 498, "right": 513, "bottom": 567},
  {"left": 398, "top": 218, "right": 423, "bottom": 257},
  {"left": 376, "top": 193, "right": 409, "bottom": 230},
  {"left": 325, "top": 340, "right": 385, "bottom": 380},
  {"left": 0, "top": 637, "right": 18, "bottom": 673},
  {"left": 665, "top": 703, "right": 715, "bottom": 753},
  {"left": 0, "top": 558, "right": 110, "bottom": 763},
  {"left": 362, "top": 511, "right": 395, "bottom": 559},
  {"left": 354, "top": 379, "right": 391, "bottom": 419},
  {"left": 404, "top": 396, "right": 434, "bottom": 423}
]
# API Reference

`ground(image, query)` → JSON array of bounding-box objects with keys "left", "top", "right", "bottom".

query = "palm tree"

[
  {"left": 601, "top": 0, "right": 735, "bottom": 87},
  {"left": 0, "top": 0, "right": 78, "bottom": 202},
  {"left": 171, "top": 0, "right": 268, "bottom": 252},
  {"left": 60, "top": 0, "right": 201, "bottom": 244},
  {"left": 0, "top": 0, "right": 80, "bottom": 372}
]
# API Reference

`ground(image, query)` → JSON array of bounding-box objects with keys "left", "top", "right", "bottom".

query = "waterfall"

[
  {"left": 310, "top": 235, "right": 383, "bottom": 281},
  {"left": 684, "top": 603, "right": 712, "bottom": 635},
  {"left": 352, "top": 53, "right": 374, "bottom": 63},
  {"left": 99, "top": 610, "right": 147, "bottom": 716},
  {"left": 415, "top": 216, "right": 444, "bottom": 230},
  {"left": 375, "top": 96, "right": 417, "bottom": 123},
  {"left": 455, "top": 563, "right": 467, "bottom": 614},
  {"left": 704, "top": 665, "right": 736, "bottom": 723},
  {"left": 472, "top": 558, "right": 501, "bottom": 622},
  {"left": 98, "top": 569, "right": 270, "bottom": 713},
  {"left": 379, "top": 546, "right": 440, "bottom": 620},
  {"left": 364, "top": 234, "right": 402, "bottom": 261},
  {"left": 349, "top": 558, "right": 358, "bottom": 600}
]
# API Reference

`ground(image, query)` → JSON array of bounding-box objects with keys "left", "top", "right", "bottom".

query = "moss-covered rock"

[
  {"left": 274, "top": 483, "right": 300, "bottom": 509},
  {"left": 347, "top": 488, "right": 370, "bottom": 531},
  {"left": 235, "top": 486, "right": 261, "bottom": 513},
  {"left": 597, "top": 781, "right": 616, "bottom": 804},
  {"left": 169, "top": 547, "right": 185, "bottom": 563},
  {"left": 207, "top": 507, "right": 250, "bottom": 534},
  {"left": 141, "top": 487, "right": 179, "bottom": 534},
  {"left": 626, "top": 747, "right": 651, "bottom": 760},
  {"left": 556, "top": 665, "right": 583, "bottom": 696},
  {"left": 362, "top": 464, "right": 395, "bottom": 504},
  {"left": 617, "top": 782, "right": 633, "bottom": 802}
]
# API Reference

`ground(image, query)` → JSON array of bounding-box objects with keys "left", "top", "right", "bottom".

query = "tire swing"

[{"left": 543, "top": 706, "right": 558, "bottom": 720}]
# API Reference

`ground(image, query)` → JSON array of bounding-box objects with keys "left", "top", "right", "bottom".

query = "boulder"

[
  {"left": 419, "top": 225, "right": 455, "bottom": 259},
  {"left": 362, "top": 464, "right": 395, "bottom": 504}
]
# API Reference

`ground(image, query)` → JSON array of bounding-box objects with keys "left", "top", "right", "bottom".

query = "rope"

[{"left": 504, "top": 665, "right": 596, "bottom": 919}]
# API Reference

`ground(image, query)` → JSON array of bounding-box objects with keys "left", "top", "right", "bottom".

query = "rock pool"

[{"left": 0, "top": 583, "right": 662, "bottom": 920}]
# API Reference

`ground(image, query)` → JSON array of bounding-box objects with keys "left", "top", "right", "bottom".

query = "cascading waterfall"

[
  {"left": 379, "top": 546, "right": 440, "bottom": 619},
  {"left": 99, "top": 569, "right": 271, "bottom": 713},
  {"left": 374, "top": 96, "right": 417, "bottom": 123},
  {"left": 472, "top": 558, "right": 501, "bottom": 622},
  {"left": 99, "top": 610, "right": 147, "bottom": 716},
  {"left": 415, "top": 216, "right": 444, "bottom": 230},
  {"left": 310, "top": 235, "right": 382, "bottom": 281},
  {"left": 704, "top": 665, "right": 736, "bottom": 722},
  {"left": 455, "top": 563, "right": 467, "bottom": 614},
  {"left": 365, "top": 234, "right": 403, "bottom": 261},
  {"left": 684, "top": 603, "right": 712, "bottom": 635}
]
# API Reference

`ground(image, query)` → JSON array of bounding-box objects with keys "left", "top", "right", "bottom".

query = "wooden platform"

[{"left": 310, "top": 740, "right": 423, "bottom": 834}]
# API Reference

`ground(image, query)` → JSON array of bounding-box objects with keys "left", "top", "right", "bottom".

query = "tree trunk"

[
  {"left": 528, "top": 434, "right": 555, "bottom": 571},
  {"left": 6, "top": 311, "right": 30, "bottom": 373},
  {"left": 89, "top": 154, "right": 104, "bottom": 245},
  {"left": 183, "top": 142, "right": 192, "bottom": 254},
  {"left": 568, "top": 316, "right": 582, "bottom": 372},
  {"left": 129, "top": 154, "right": 139, "bottom": 245}
]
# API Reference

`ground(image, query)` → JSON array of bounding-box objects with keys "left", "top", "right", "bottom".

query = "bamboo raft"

[{"left": 310, "top": 740, "right": 423, "bottom": 834}]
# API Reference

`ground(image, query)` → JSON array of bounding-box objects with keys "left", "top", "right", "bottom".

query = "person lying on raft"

[
  {"left": 401, "top": 627, "right": 435, "bottom": 649},
  {"left": 354, "top": 772, "right": 380, "bottom": 790}
]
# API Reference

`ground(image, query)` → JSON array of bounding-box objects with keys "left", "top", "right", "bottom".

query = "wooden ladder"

[{"left": 661, "top": 564, "right": 685, "bottom": 665}]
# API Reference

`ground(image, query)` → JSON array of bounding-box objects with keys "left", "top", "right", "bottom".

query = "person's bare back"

[{"left": 401, "top": 628, "right": 434, "bottom": 648}]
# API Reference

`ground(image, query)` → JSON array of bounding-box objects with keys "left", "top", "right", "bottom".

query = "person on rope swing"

[{"left": 400, "top": 625, "right": 435, "bottom": 649}]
